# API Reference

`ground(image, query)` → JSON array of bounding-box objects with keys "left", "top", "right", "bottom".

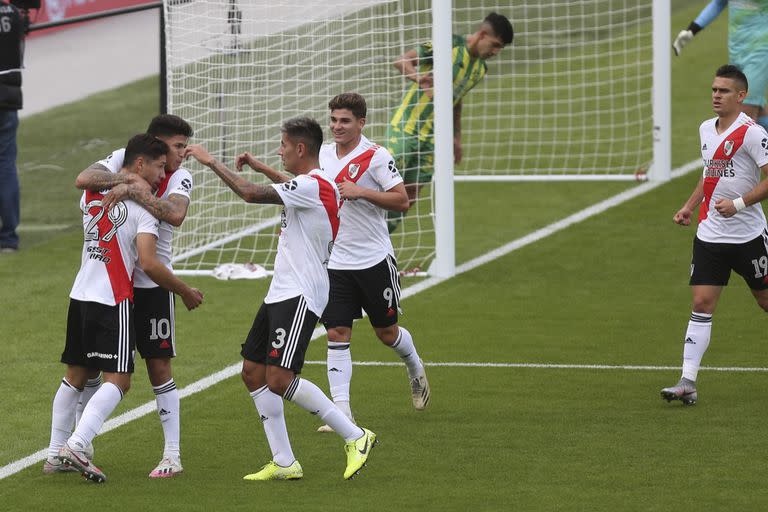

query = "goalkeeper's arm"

[{"left": 673, "top": 0, "right": 728, "bottom": 56}]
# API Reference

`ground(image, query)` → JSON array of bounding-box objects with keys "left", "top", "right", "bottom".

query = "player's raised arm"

[
  {"left": 187, "top": 144, "right": 283, "bottom": 205},
  {"left": 235, "top": 151, "right": 290, "bottom": 184},
  {"left": 136, "top": 233, "right": 203, "bottom": 310}
]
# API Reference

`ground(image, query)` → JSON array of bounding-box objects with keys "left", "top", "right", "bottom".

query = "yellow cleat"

[
  {"left": 343, "top": 428, "right": 377, "bottom": 480},
  {"left": 243, "top": 460, "right": 303, "bottom": 481}
]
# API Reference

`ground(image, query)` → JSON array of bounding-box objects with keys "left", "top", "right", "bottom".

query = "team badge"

[
  {"left": 724, "top": 140, "right": 734, "bottom": 156},
  {"left": 348, "top": 164, "right": 360, "bottom": 179}
]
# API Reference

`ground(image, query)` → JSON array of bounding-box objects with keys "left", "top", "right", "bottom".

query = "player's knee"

[
  {"left": 327, "top": 326, "right": 351, "bottom": 342},
  {"left": 265, "top": 375, "right": 290, "bottom": 397},
  {"left": 757, "top": 296, "right": 768, "bottom": 313},
  {"left": 375, "top": 325, "right": 399, "bottom": 346}
]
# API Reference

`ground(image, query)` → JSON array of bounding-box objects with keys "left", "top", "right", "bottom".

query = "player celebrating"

[
  {"left": 386, "top": 12, "right": 513, "bottom": 233},
  {"left": 48, "top": 134, "right": 203, "bottom": 483},
  {"left": 71, "top": 115, "right": 195, "bottom": 478},
  {"left": 318, "top": 92, "right": 429, "bottom": 429},
  {"left": 186, "top": 117, "right": 377, "bottom": 481},
  {"left": 662, "top": 65, "right": 768, "bottom": 405}
]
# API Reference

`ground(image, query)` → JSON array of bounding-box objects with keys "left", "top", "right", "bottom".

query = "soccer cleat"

[
  {"left": 343, "top": 427, "right": 377, "bottom": 480},
  {"left": 660, "top": 378, "right": 698, "bottom": 405},
  {"left": 42, "top": 457, "right": 79, "bottom": 474},
  {"left": 410, "top": 364, "right": 430, "bottom": 410},
  {"left": 57, "top": 442, "right": 106, "bottom": 483},
  {"left": 243, "top": 460, "right": 303, "bottom": 481},
  {"left": 149, "top": 457, "right": 184, "bottom": 478}
]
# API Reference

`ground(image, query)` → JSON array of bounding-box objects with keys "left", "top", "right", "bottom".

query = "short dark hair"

[
  {"left": 147, "top": 114, "right": 194, "bottom": 139},
  {"left": 483, "top": 12, "right": 513, "bottom": 45},
  {"left": 281, "top": 117, "right": 323, "bottom": 157},
  {"left": 328, "top": 93, "right": 367, "bottom": 119},
  {"left": 124, "top": 133, "right": 169, "bottom": 167},
  {"left": 715, "top": 64, "right": 749, "bottom": 92}
]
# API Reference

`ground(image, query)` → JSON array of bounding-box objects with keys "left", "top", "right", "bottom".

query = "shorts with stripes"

[
  {"left": 62, "top": 298, "right": 135, "bottom": 373},
  {"left": 241, "top": 295, "right": 318, "bottom": 373},
  {"left": 690, "top": 232, "right": 768, "bottom": 290},
  {"left": 134, "top": 286, "right": 176, "bottom": 360},
  {"left": 322, "top": 255, "right": 402, "bottom": 329}
]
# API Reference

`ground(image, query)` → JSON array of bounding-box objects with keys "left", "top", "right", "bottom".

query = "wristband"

[{"left": 733, "top": 197, "right": 746, "bottom": 212}]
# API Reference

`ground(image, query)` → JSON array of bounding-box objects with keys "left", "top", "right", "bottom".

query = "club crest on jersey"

[
  {"left": 348, "top": 164, "right": 360, "bottom": 179},
  {"left": 724, "top": 140, "right": 734, "bottom": 156}
]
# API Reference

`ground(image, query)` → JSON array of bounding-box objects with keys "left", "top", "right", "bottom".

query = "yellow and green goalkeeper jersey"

[{"left": 389, "top": 35, "right": 487, "bottom": 145}]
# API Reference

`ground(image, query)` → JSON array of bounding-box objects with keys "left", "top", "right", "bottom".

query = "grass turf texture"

[{"left": 5, "top": 1, "right": 767, "bottom": 510}]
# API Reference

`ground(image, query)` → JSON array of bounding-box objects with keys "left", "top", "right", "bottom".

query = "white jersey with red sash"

[
  {"left": 97, "top": 148, "right": 193, "bottom": 288},
  {"left": 70, "top": 190, "right": 159, "bottom": 306},
  {"left": 697, "top": 112, "right": 768, "bottom": 243},
  {"left": 319, "top": 135, "right": 403, "bottom": 270},
  {"left": 266, "top": 170, "right": 340, "bottom": 317}
]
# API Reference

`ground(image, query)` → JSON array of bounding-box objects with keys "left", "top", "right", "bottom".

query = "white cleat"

[
  {"left": 42, "top": 457, "right": 79, "bottom": 474},
  {"left": 410, "top": 363, "right": 430, "bottom": 410},
  {"left": 660, "top": 378, "right": 698, "bottom": 406},
  {"left": 149, "top": 456, "right": 184, "bottom": 478},
  {"left": 317, "top": 424, "right": 335, "bottom": 433}
]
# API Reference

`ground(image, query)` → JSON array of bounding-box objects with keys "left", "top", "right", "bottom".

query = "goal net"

[{"left": 164, "top": 0, "right": 657, "bottom": 275}]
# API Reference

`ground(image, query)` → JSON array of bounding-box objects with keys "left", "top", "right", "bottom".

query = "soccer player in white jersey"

[
  {"left": 186, "top": 116, "right": 377, "bottom": 481},
  {"left": 70, "top": 115, "right": 195, "bottom": 478},
  {"left": 318, "top": 93, "right": 429, "bottom": 429},
  {"left": 662, "top": 65, "right": 768, "bottom": 405},
  {"left": 46, "top": 134, "right": 203, "bottom": 483}
]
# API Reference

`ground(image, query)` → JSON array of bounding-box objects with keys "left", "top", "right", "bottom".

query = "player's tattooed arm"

[
  {"left": 75, "top": 163, "right": 136, "bottom": 191},
  {"left": 235, "top": 151, "right": 290, "bottom": 184},
  {"left": 125, "top": 190, "right": 190, "bottom": 227},
  {"left": 186, "top": 144, "right": 284, "bottom": 205}
]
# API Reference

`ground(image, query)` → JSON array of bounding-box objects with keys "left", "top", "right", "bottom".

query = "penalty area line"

[{"left": 0, "top": 159, "right": 703, "bottom": 480}]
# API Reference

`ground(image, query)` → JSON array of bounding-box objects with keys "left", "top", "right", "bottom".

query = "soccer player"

[
  {"left": 662, "top": 65, "right": 768, "bottom": 405},
  {"left": 186, "top": 117, "right": 377, "bottom": 481},
  {"left": 386, "top": 12, "right": 513, "bottom": 233},
  {"left": 673, "top": 0, "right": 768, "bottom": 132},
  {"left": 70, "top": 114, "right": 195, "bottom": 478},
  {"left": 47, "top": 134, "right": 203, "bottom": 483},
  {"left": 318, "top": 92, "right": 429, "bottom": 430}
]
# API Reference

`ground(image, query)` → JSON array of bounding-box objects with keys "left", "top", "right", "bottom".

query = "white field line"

[{"left": 0, "top": 159, "right": 705, "bottom": 480}]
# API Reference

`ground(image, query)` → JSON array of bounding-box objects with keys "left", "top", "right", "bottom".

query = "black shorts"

[
  {"left": 134, "top": 286, "right": 176, "bottom": 360},
  {"left": 62, "top": 298, "right": 135, "bottom": 373},
  {"left": 240, "top": 295, "right": 318, "bottom": 373},
  {"left": 322, "top": 255, "right": 402, "bottom": 329},
  {"left": 690, "top": 232, "right": 768, "bottom": 290}
]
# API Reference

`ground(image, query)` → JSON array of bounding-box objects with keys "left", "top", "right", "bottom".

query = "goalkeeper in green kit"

[{"left": 673, "top": 0, "right": 768, "bottom": 132}]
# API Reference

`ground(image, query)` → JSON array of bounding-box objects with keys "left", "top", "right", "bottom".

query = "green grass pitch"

[{"left": 3, "top": 1, "right": 768, "bottom": 510}]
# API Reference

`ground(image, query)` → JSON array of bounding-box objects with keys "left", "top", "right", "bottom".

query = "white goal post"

[{"left": 163, "top": 0, "right": 670, "bottom": 277}]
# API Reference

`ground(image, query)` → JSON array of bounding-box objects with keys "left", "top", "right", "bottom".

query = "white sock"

[
  {"left": 682, "top": 312, "right": 712, "bottom": 382},
  {"left": 391, "top": 327, "right": 423, "bottom": 379},
  {"left": 48, "top": 379, "right": 82, "bottom": 459},
  {"left": 327, "top": 341, "right": 353, "bottom": 419},
  {"left": 251, "top": 385, "right": 295, "bottom": 467},
  {"left": 154, "top": 379, "right": 180, "bottom": 460},
  {"left": 75, "top": 375, "right": 102, "bottom": 427},
  {"left": 69, "top": 382, "right": 123, "bottom": 450},
  {"left": 284, "top": 377, "right": 363, "bottom": 442}
]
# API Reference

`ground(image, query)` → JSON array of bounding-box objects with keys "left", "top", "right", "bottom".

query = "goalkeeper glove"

[{"left": 672, "top": 22, "right": 702, "bottom": 56}]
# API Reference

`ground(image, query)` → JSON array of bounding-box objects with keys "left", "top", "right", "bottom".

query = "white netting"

[{"left": 164, "top": 0, "right": 654, "bottom": 274}]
